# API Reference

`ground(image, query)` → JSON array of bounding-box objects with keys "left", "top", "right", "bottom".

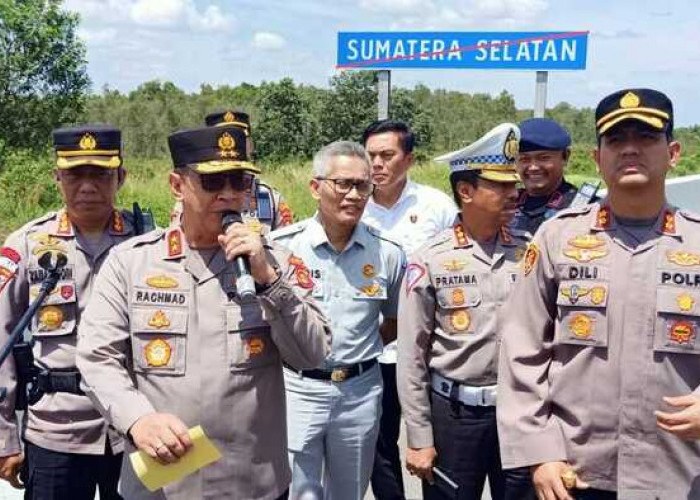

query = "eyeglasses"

[
  {"left": 316, "top": 177, "right": 375, "bottom": 197},
  {"left": 193, "top": 171, "right": 254, "bottom": 193},
  {"left": 59, "top": 167, "right": 117, "bottom": 183}
]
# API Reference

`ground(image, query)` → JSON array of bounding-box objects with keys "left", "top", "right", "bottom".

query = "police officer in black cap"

[
  {"left": 0, "top": 124, "right": 147, "bottom": 498},
  {"left": 204, "top": 109, "right": 293, "bottom": 232},
  {"left": 511, "top": 118, "right": 597, "bottom": 236}
]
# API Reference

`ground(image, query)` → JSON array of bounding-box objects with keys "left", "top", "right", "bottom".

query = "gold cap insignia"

[
  {"left": 669, "top": 321, "right": 695, "bottom": 344},
  {"left": 568, "top": 313, "right": 593, "bottom": 339},
  {"left": 450, "top": 309, "right": 471, "bottom": 331},
  {"left": 148, "top": 310, "right": 171, "bottom": 329},
  {"left": 523, "top": 243, "right": 539, "bottom": 276},
  {"left": 590, "top": 286, "right": 607, "bottom": 305},
  {"left": 146, "top": 274, "right": 179, "bottom": 289},
  {"left": 223, "top": 111, "right": 235, "bottom": 123},
  {"left": 568, "top": 234, "right": 606, "bottom": 250},
  {"left": 678, "top": 293, "right": 696, "bottom": 312},
  {"left": 362, "top": 264, "right": 375, "bottom": 278},
  {"left": 39, "top": 305, "right": 64, "bottom": 331},
  {"left": 218, "top": 132, "right": 239, "bottom": 159},
  {"left": 620, "top": 91, "right": 641, "bottom": 109},
  {"left": 79, "top": 133, "right": 97, "bottom": 151},
  {"left": 452, "top": 288, "right": 465, "bottom": 306},
  {"left": 145, "top": 338, "right": 172, "bottom": 367},
  {"left": 667, "top": 250, "right": 700, "bottom": 267},
  {"left": 503, "top": 130, "right": 519, "bottom": 161}
]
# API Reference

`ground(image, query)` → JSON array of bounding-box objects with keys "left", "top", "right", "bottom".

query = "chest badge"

[
  {"left": 362, "top": 264, "right": 375, "bottom": 278},
  {"left": 148, "top": 310, "right": 171, "bottom": 329},
  {"left": 146, "top": 275, "right": 179, "bottom": 289},
  {"left": 590, "top": 286, "right": 607, "bottom": 305},
  {"left": 144, "top": 338, "right": 172, "bottom": 367},
  {"left": 450, "top": 310, "right": 471, "bottom": 331},
  {"left": 452, "top": 288, "right": 465, "bottom": 306},
  {"left": 568, "top": 313, "right": 593, "bottom": 339},
  {"left": 39, "top": 305, "right": 64, "bottom": 331},
  {"left": 563, "top": 247, "right": 608, "bottom": 263},
  {"left": 568, "top": 234, "right": 606, "bottom": 249},
  {"left": 667, "top": 250, "right": 700, "bottom": 267},
  {"left": 669, "top": 321, "right": 695, "bottom": 344},
  {"left": 560, "top": 285, "right": 590, "bottom": 304},
  {"left": 677, "top": 293, "right": 696, "bottom": 312},
  {"left": 361, "top": 283, "right": 381, "bottom": 296},
  {"left": 443, "top": 259, "right": 467, "bottom": 271}
]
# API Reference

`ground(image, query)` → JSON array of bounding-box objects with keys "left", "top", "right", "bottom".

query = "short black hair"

[
  {"left": 449, "top": 170, "right": 480, "bottom": 207},
  {"left": 361, "top": 120, "right": 415, "bottom": 154}
]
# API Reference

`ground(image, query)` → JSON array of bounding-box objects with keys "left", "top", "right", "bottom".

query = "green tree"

[
  {"left": 0, "top": 0, "right": 89, "bottom": 157},
  {"left": 319, "top": 71, "right": 377, "bottom": 144}
]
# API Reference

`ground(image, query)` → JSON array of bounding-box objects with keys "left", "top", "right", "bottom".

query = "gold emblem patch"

[
  {"left": 590, "top": 286, "right": 607, "bottom": 305},
  {"left": 563, "top": 248, "right": 608, "bottom": 263},
  {"left": 30, "top": 233, "right": 67, "bottom": 256},
  {"left": 223, "top": 111, "right": 235, "bottom": 123},
  {"left": 567, "top": 234, "right": 605, "bottom": 249},
  {"left": 443, "top": 259, "right": 467, "bottom": 271},
  {"left": 362, "top": 264, "right": 375, "bottom": 278},
  {"left": 39, "top": 305, "right": 64, "bottom": 330},
  {"left": 503, "top": 130, "right": 519, "bottom": 160},
  {"left": 667, "top": 250, "right": 700, "bottom": 267},
  {"left": 148, "top": 310, "right": 171, "bottom": 329},
  {"left": 452, "top": 288, "right": 465, "bottom": 306},
  {"left": 620, "top": 91, "right": 640, "bottom": 109},
  {"left": 450, "top": 310, "right": 471, "bottom": 331},
  {"left": 678, "top": 293, "right": 696, "bottom": 312},
  {"left": 362, "top": 283, "right": 381, "bottom": 297},
  {"left": 669, "top": 321, "right": 695, "bottom": 344},
  {"left": 146, "top": 275, "right": 179, "bottom": 289},
  {"left": 568, "top": 313, "right": 593, "bottom": 339},
  {"left": 523, "top": 243, "right": 539, "bottom": 276},
  {"left": 144, "top": 338, "right": 172, "bottom": 367},
  {"left": 218, "top": 132, "right": 238, "bottom": 159},
  {"left": 79, "top": 133, "right": 97, "bottom": 151},
  {"left": 560, "top": 285, "right": 589, "bottom": 305}
]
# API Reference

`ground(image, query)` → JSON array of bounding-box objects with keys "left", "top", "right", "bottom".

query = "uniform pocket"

[
  {"left": 32, "top": 280, "right": 78, "bottom": 337},
  {"left": 227, "top": 304, "right": 279, "bottom": 372},
  {"left": 130, "top": 308, "right": 188, "bottom": 375},
  {"left": 654, "top": 287, "right": 700, "bottom": 354},
  {"left": 436, "top": 286, "right": 482, "bottom": 335},
  {"left": 556, "top": 281, "right": 609, "bottom": 347}
]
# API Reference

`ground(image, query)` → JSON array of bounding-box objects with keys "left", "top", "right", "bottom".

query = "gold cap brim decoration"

[
  {"left": 56, "top": 155, "right": 122, "bottom": 169},
  {"left": 598, "top": 112, "right": 666, "bottom": 135},
  {"left": 479, "top": 169, "right": 521, "bottom": 183},
  {"left": 189, "top": 160, "right": 261, "bottom": 174}
]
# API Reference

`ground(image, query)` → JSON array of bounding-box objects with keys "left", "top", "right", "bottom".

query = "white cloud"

[
  {"left": 130, "top": 0, "right": 187, "bottom": 27},
  {"left": 358, "top": 0, "right": 428, "bottom": 15},
  {"left": 252, "top": 32, "right": 287, "bottom": 51},
  {"left": 77, "top": 27, "right": 118, "bottom": 45},
  {"left": 190, "top": 5, "right": 233, "bottom": 31}
]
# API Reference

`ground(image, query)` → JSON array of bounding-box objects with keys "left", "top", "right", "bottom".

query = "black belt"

[
  {"left": 36, "top": 369, "right": 84, "bottom": 395},
  {"left": 285, "top": 359, "right": 377, "bottom": 382}
]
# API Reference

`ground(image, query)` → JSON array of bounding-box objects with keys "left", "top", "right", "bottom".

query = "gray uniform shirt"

[
  {"left": 498, "top": 202, "right": 700, "bottom": 498},
  {"left": 398, "top": 222, "right": 528, "bottom": 448},
  {"left": 76, "top": 223, "right": 330, "bottom": 500},
  {"left": 0, "top": 209, "right": 134, "bottom": 456}
]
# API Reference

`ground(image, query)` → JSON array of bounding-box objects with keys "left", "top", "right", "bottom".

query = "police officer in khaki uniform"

[
  {"left": 398, "top": 123, "right": 534, "bottom": 500},
  {"left": 0, "top": 125, "right": 136, "bottom": 499},
  {"left": 76, "top": 124, "right": 329, "bottom": 499},
  {"left": 498, "top": 89, "right": 700, "bottom": 499},
  {"left": 205, "top": 110, "right": 293, "bottom": 230}
]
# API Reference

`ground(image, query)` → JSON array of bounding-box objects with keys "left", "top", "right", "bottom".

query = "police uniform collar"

[
  {"left": 308, "top": 213, "right": 368, "bottom": 250},
  {"left": 452, "top": 219, "right": 471, "bottom": 248},
  {"left": 49, "top": 209, "right": 75, "bottom": 237},
  {"left": 163, "top": 225, "right": 186, "bottom": 259},
  {"left": 108, "top": 210, "right": 133, "bottom": 236},
  {"left": 590, "top": 202, "right": 681, "bottom": 238}
]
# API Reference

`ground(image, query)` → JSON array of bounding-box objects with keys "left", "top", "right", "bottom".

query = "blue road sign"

[{"left": 337, "top": 31, "right": 588, "bottom": 70}]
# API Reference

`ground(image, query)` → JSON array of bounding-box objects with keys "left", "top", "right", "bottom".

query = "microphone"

[{"left": 221, "top": 211, "right": 256, "bottom": 302}]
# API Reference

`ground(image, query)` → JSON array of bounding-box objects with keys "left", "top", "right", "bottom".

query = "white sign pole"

[
  {"left": 377, "top": 70, "right": 391, "bottom": 120},
  {"left": 534, "top": 70, "right": 548, "bottom": 118}
]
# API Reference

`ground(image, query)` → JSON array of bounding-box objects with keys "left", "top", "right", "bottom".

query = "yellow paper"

[{"left": 129, "top": 425, "right": 222, "bottom": 492}]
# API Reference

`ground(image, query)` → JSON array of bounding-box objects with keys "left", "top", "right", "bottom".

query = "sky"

[{"left": 63, "top": 0, "right": 700, "bottom": 126}]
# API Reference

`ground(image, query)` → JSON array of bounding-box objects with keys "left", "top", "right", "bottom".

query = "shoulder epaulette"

[
  {"left": 119, "top": 228, "right": 164, "bottom": 249},
  {"left": 269, "top": 219, "right": 308, "bottom": 241},
  {"left": 19, "top": 212, "right": 58, "bottom": 234},
  {"left": 549, "top": 203, "right": 595, "bottom": 220}
]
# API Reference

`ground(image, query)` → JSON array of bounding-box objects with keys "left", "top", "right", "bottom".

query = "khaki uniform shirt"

[
  {"left": 0, "top": 209, "right": 134, "bottom": 456},
  {"left": 398, "top": 222, "right": 528, "bottom": 448},
  {"left": 498, "top": 202, "right": 700, "bottom": 498},
  {"left": 76, "top": 223, "right": 330, "bottom": 500}
]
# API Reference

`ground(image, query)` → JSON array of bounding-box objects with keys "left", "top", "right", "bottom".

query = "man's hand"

[
  {"left": 379, "top": 319, "right": 397, "bottom": 346},
  {"left": 218, "top": 222, "right": 277, "bottom": 285},
  {"left": 656, "top": 394, "right": 700, "bottom": 440},
  {"left": 532, "top": 461, "right": 588, "bottom": 500},
  {"left": 406, "top": 446, "right": 437, "bottom": 484},
  {"left": 128, "top": 413, "right": 193, "bottom": 465},
  {"left": 0, "top": 453, "right": 24, "bottom": 489}
]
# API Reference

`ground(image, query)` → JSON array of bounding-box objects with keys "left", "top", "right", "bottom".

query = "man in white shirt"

[{"left": 362, "top": 120, "right": 457, "bottom": 499}]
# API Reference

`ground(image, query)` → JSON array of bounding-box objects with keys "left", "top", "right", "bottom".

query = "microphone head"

[
  {"left": 38, "top": 252, "right": 68, "bottom": 272},
  {"left": 221, "top": 211, "right": 243, "bottom": 232}
]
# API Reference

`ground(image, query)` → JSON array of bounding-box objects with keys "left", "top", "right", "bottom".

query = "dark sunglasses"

[{"left": 193, "top": 171, "right": 254, "bottom": 193}]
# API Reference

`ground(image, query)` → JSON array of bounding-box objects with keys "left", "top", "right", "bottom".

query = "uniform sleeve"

[
  {"left": 257, "top": 249, "right": 330, "bottom": 370},
  {"left": 397, "top": 256, "right": 436, "bottom": 448},
  {"left": 380, "top": 245, "right": 406, "bottom": 320},
  {"left": 76, "top": 250, "right": 156, "bottom": 436},
  {"left": 0, "top": 233, "right": 29, "bottom": 456},
  {"left": 496, "top": 228, "right": 568, "bottom": 469}
]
